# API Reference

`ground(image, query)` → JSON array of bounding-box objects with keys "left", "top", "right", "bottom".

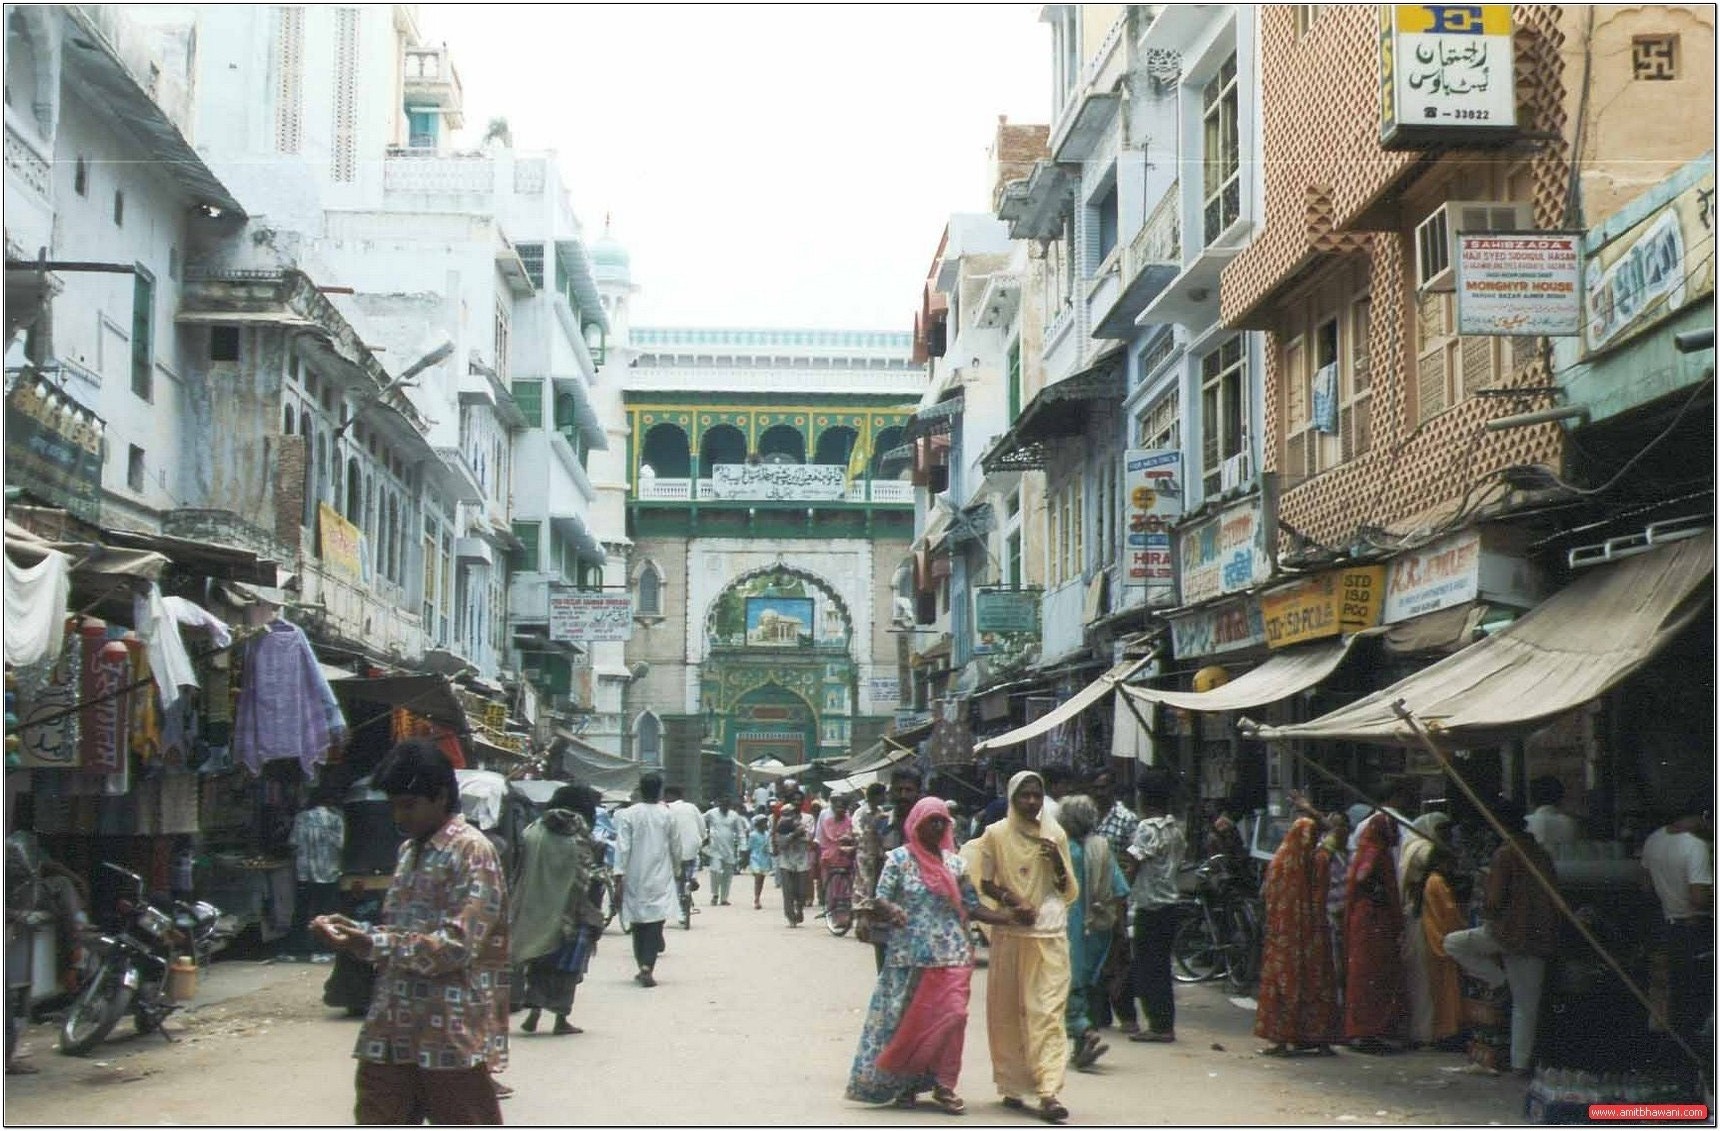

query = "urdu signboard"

[
  {"left": 548, "top": 592, "right": 634, "bottom": 643},
  {"left": 1456, "top": 233, "right": 1583, "bottom": 336},
  {"left": 1380, "top": 5, "right": 1517, "bottom": 148}
]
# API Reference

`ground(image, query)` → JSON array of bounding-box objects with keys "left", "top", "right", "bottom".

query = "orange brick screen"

[{"left": 1229, "top": 5, "right": 1571, "bottom": 552}]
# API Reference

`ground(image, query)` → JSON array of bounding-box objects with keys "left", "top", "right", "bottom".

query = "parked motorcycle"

[{"left": 58, "top": 863, "right": 231, "bottom": 1056}]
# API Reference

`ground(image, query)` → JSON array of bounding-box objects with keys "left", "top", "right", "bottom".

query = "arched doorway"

[
  {"left": 640, "top": 422, "right": 691, "bottom": 478},
  {"left": 757, "top": 424, "right": 805, "bottom": 465},
  {"left": 813, "top": 425, "right": 858, "bottom": 467},
  {"left": 700, "top": 423, "right": 747, "bottom": 470},
  {"left": 730, "top": 684, "right": 818, "bottom": 768}
]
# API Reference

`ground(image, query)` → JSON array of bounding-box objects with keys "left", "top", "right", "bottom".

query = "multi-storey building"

[{"left": 618, "top": 323, "right": 923, "bottom": 798}]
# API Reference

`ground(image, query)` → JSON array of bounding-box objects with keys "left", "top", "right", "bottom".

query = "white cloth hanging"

[
  {"left": 133, "top": 583, "right": 199, "bottom": 710},
  {"left": 3, "top": 548, "right": 70, "bottom": 666},
  {"left": 160, "top": 595, "right": 232, "bottom": 649}
]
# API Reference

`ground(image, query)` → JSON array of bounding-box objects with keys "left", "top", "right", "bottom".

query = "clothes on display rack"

[
  {"left": 4, "top": 547, "right": 71, "bottom": 667},
  {"left": 133, "top": 584, "right": 199, "bottom": 710},
  {"left": 161, "top": 595, "right": 232, "bottom": 649},
  {"left": 233, "top": 619, "right": 347, "bottom": 775}
]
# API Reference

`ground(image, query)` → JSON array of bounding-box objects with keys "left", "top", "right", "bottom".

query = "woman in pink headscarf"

[{"left": 845, "top": 796, "right": 1024, "bottom": 1113}]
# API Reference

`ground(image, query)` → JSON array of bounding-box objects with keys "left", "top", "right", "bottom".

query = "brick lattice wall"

[{"left": 1235, "top": 5, "right": 1572, "bottom": 552}]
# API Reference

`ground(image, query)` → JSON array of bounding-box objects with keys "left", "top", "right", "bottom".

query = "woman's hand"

[
  {"left": 874, "top": 900, "right": 908, "bottom": 928},
  {"left": 1010, "top": 903, "right": 1037, "bottom": 926}
]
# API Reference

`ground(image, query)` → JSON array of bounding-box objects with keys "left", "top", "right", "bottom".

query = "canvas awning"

[
  {"left": 831, "top": 738, "right": 918, "bottom": 777},
  {"left": 330, "top": 673, "right": 467, "bottom": 732},
  {"left": 553, "top": 730, "right": 643, "bottom": 794},
  {"left": 822, "top": 770, "right": 883, "bottom": 795},
  {"left": 740, "top": 760, "right": 814, "bottom": 781},
  {"left": 1120, "top": 636, "right": 1366, "bottom": 714},
  {"left": 1244, "top": 530, "right": 1714, "bottom": 748},
  {"left": 973, "top": 657, "right": 1150, "bottom": 753}
]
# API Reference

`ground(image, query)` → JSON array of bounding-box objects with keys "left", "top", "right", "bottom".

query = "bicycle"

[
  {"left": 1171, "top": 854, "right": 1262, "bottom": 990},
  {"left": 823, "top": 854, "right": 857, "bottom": 937},
  {"left": 676, "top": 864, "right": 698, "bottom": 930}
]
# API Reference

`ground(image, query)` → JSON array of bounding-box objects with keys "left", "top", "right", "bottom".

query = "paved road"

[{"left": 5, "top": 880, "right": 1526, "bottom": 1124}]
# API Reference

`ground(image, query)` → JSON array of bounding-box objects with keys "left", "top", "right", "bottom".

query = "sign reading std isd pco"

[{"left": 1380, "top": 5, "right": 1517, "bottom": 149}]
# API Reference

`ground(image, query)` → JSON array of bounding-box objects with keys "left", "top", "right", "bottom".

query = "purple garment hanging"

[{"left": 232, "top": 619, "right": 347, "bottom": 775}]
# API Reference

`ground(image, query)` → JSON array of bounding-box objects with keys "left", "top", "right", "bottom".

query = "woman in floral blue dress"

[{"left": 845, "top": 796, "right": 1024, "bottom": 1113}]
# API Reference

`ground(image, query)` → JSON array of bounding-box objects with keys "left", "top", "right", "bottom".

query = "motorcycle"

[{"left": 58, "top": 863, "right": 232, "bottom": 1056}]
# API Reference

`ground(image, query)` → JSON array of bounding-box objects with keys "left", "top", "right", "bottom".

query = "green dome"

[{"left": 591, "top": 234, "right": 630, "bottom": 281}]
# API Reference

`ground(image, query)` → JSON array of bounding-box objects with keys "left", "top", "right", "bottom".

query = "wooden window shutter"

[{"left": 1460, "top": 335, "right": 1495, "bottom": 400}]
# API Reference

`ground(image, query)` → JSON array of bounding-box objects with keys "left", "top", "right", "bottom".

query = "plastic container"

[{"left": 166, "top": 956, "right": 198, "bottom": 1001}]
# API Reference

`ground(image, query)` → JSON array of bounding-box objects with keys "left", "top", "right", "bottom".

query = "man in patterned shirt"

[{"left": 315, "top": 740, "right": 510, "bottom": 1125}]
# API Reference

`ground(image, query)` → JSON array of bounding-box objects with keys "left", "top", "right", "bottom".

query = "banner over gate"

[{"left": 709, "top": 463, "right": 846, "bottom": 501}]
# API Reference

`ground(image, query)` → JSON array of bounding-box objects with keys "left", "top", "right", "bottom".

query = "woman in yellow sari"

[{"left": 976, "top": 771, "right": 1080, "bottom": 1124}]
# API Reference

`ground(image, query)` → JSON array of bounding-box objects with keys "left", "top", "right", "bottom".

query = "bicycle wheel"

[
  {"left": 1172, "top": 912, "right": 1224, "bottom": 983},
  {"left": 1221, "top": 900, "right": 1260, "bottom": 993},
  {"left": 824, "top": 871, "right": 853, "bottom": 937}
]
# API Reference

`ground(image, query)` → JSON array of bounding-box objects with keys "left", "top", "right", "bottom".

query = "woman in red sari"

[
  {"left": 1255, "top": 817, "right": 1340, "bottom": 1056},
  {"left": 1343, "top": 813, "right": 1408, "bottom": 1052}
]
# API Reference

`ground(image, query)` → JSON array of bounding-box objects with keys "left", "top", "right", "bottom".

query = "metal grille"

[
  {"left": 274, "top": 7, "right": 305, "bottom": 154},
  {"left": 1460, "top": 335, "right": 1495, "bottom": 399},
  {"left": 331, "top": 8, "right": 359, "bottom": 182}
]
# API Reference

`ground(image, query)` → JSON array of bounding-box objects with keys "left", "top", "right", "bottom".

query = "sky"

[{"left": 421, "top": 5, "right": 1052, "bottom": 333}]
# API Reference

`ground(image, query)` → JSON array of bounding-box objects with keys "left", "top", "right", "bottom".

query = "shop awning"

[
  {"left": 1120, "top": 636, "right": 1366, "bottom": 714},
  {"left": 553, "top": 730, "right": 643, "bottom": 794},
  {"left": 973, "top": 657, "right": 1150, "bottom": 753},
  {"left": 979, "top": 349, "right": 1124, "bottom": 474},
  {"left": 1244, "top": 530, "right": 1714, "bottom": 748},
  {"left": 822, "top": 770, "right": 883, "bottom": 795},
  {"left": 739, "top": 759, "right": 814, "bottom": 781},
  {"left": 330, "top": 673, "right": 467, "bottom": 732},
  {"left": 904, "top": 391, "right": 964, "bottom": 442},
  {"left": 831, "top": 737, "right": 918, "bottom": 777}
]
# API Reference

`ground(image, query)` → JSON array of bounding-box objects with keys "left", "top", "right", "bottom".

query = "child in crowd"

[{"left": 747, "top": 814, "right": 773, "bottom": 911}]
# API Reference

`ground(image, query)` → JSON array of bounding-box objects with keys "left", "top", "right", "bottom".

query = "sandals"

[
  {"left": 1258, "top": 1044, "right": 1292, "bottom": 1057},
  {"left": 1038, "top": 1097, "right": 1070, "bottom": 1124},
  {"left": 932, "top": 1087, "right": 967, "bottom": 1115},
  {"left": 894, "top": 1092, "right": 920, "bottom": 1109},
  {"left": 1072, "top": 1031, "right": 1110, "bottom": 1070},
  {"left": 1002, "top": 1097, "right": 1027, "bottom": 1111}
]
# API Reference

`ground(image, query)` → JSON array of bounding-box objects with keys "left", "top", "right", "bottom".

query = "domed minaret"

[{"left": 590, "top": 214, "right": 636, "bottom": 356}]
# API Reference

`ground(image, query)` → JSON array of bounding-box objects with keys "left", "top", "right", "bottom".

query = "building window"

[
  {"left": 635, "top": 712, "right": 662, "bottom": 767},
  {"left": 1093, "top": 180, "right": 1120, "bottom": 267},
  {"left": 405, "top": 106, "right": 437, "bottom": 148},
  {"left": 131, "top": 266, "right": 154, "bottom": 401},
  {"left": 1414, "top": 290, "right": 1502, "bottom": 425},
  {"left": 1006, "top": 531, "right": 1023, "bottom": 586},
  {"left": 511, "top": 379, "right": 542, "bottom": 427},
  {"left": 1094, "top": 454, "right": 1116, "bottom": 567},
  {"left": 1052, "top": 6, "right": 1082, "bottom": 116},
  {"left": 73, "top": 156, "right": 87, "bottom": 197},
  {"left": 210, "top": 325, "right": 240, "bottom": 361},
  {"left": 1137, "top": 391, "right": 1179, "bottom": 450},
  {"left": 1342, "top": 295, "right": 1373, "bottom": 463},
  {"left": 512, "top": 520, "right": 540, "bottom": 572},
  {"left": 1200, "top": 336, "right": 1246, "bottom": 497},
  {"left": 1007, "top": 338, "right": 1022, "bottom": 420},
  {"left": 126, "top": 445, "right": 145, "bottom": 492},
  {"left": 636, "top": 562, "right": 663, "bottom": 616},
  {"left": 1202, "top": 52, "right": 1241, "bottom": 246},
  {"left": 113, "top": 190, "right": 124, "bottom": 227},
  {"left": 1632, "top": 35, "right": 1679, "bottom": 80},
  {"left": 1282, "top": 269, "right": 1373, "bottom": 485},
  {"left": 516, "top": 242, "right": 544, "bottom": 289},
  {"left": 493, "top": 300, "right": 510, "bottom": 381}
]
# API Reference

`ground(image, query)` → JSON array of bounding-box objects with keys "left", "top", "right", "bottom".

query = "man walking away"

[
  {"left": 773, "top": 793, "right": 814, "bottom": 927},
  {"left": 857, "top": 769, "right": 920, "bottom": 970},
  {"left": 1641, "top": 808, "right": 1713, "bottom": 1049},
  {"left": 510, "top": 785, "right": 603, "bottom": 1036},
  {"left": 1090, "top": 773, "right": 1141, "bottom": 1035},
  {"left": 1442, "top": 795, "right": 1559, "bottom": 1075},
  {"left": 664, "top": 786, "right": 707, "bottom": 914},
  {"left": 1127, "top": 772, "right": 1185, "bottom": 1045},
  {"left": 704, "top": 798, "right": 750, "bottom": 907},
  {"left": 313, "top": 740, "right": 508, "bottom": 1125},
  {"left": 289, "top": 789, "right": 346, "bottom": 961},
  {"left": 615, "top": 774, "right": 680, "bottom": 987}
]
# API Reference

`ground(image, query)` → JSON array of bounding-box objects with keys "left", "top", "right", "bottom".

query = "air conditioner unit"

[
  {"left": 1414, "top": 201, "right": 1534, "bottom": 292},
  {"left": 1220, "top": 450, "right": 1252, "bottom": 493}
]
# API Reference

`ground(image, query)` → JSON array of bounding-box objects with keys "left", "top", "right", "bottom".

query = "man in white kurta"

[
  {"left": 703, "top": 800, "right": 750, "bottom": 907},
  {"left": 615, "top": 774, "right": 680, "bottom": 987}
]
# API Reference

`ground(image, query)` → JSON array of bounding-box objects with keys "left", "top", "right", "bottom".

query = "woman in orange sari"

[
  {"left": 1255, "top": 817, "right": 1340, "bottom": 1056},
  {"left": 1412, "top": 846, "right": 1466, "bottom": 1047},
  {"left": 1344, "top": 813, "right": 1408, "bottom": 1052}
]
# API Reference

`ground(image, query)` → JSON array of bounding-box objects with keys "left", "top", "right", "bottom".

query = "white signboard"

[
  {"left": 1457, "top": 233, "right": 1583, "bottom": 335},
  {"left": 1383, "top": 529, "right": 1481, "bottom": 624},
  {"left": 548, "top": 593, "right": 634, "bottom": 643},
  {"left": 1176, "top": 496, "right": 1272, "bottom": 606},
  {"left": 1380, "top": 6, "right": 1517, "bottom": 146},
  {"left": 709, "top": 463, "right": 846, "bottom": 501},
  {"left": 867, "top": 677, "right": 901, "bottom": 707},
  {"left": 1123, "top": 449, "right": 1182, "bottom": 604}
]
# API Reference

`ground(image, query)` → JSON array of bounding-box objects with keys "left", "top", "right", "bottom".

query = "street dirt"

[{"left": 3, "top": 883, "right": 1527, "bottom": 1125}]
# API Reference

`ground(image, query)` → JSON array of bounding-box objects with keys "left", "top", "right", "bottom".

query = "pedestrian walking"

[
  {"left": 1398, "top": 812, "right": 1453, "bottom": 1047},
  {"left": 845, "top": 797, "right": 1019, "bottom": 1113},
  {"left": 1343, "top": 808, "right": 1409, "bottom": 1053},
  {"left": 1320, "top": 809, "right": 1352, "bottom": 997},
  {"left": 1054, "top": 794, "right": 1127, "bottom": 1071},
  {"left": 773, "top": 799, "right": 814, "bottom": 926},
  {"left": 746, "top": 814, "right": 773, "bottom": 910},
  {"left": 975, "top": 770, "right": 1079, "bottom": 1124},
  {"left": 287, "top": 788, "right": 345, "bottom": 960},
  {"left": 1407, "top": 842, "right": 1465, "bottom": 1048},
  {"left": 1254, "top": 815, "right": 1341, "bottom": 1057},
  {"left": 1641, "top": 808, "right": 1714, "bottom": 1048},
  {"left": 664, "top": 785, "right": 707, "bottom": 911},
  {"left": 312, "top": 740, "right": 509, "bottom": 1126},
  {"left": 614, "top": 773, "right": 680, "bottom": 988},
  {"left": 1089, "top": 772, "right": 1140, "bottom": 1035},
  {"left": 510, "top": 785, "right": 604, "bottom": 1037},
  {"left": 857, "top": 769, "right": 920, "bottom": 971},
  {"left": 1443, "top": 795, "right": 1559, "bottom": 1074},
  {"left": 703, "top": 798, "right": 750, "bottom": 907},
  {"left": 1125, "top": 772, "right": 1185, "bottom": 1046},
  {"left": 816, "top": 794, "right": 856, "bottom": 893}
]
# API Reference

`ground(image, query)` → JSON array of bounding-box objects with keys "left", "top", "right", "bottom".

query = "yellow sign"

[
  {"left": 317, "top": 503, "right": 362, "bottom": 577},
  {"left": 1260, "top": 566, "right": 1386, "bottom": 650},
  {"left": 484, "top": 702, "right": 507, "bottom": 732}
]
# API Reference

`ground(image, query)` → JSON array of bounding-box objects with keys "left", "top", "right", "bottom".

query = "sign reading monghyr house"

[
  {"left": 1380, "top": 5, "right": 1517, "bottom": 148},
  {"left": 709, "top": 463, "right": 846, "bottom": 501},
  {"left": 1457, "top": 233, "right": 1583, "bottom": 336}
]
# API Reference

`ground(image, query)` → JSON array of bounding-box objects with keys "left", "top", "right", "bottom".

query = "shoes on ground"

[{"left": 1128, "top": 1030, "right": 1176, "bottom": 1043}]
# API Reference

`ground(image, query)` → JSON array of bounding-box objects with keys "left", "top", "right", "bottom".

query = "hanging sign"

[
  {"left": 1176, "top": 495, "right": 1272, "bottom": 606},
  {"left": 318, "top": 504, "right": 363, "bottom": 577},
  {"left": 548, "top": 592, "right": 633, "bottom": 643},
  {"left": 5, "top": 379, "right": 105, "bottom": 524},
  {"left": 975, "top": 588, "right": 1041, "bottom": 635},
  {"left": 1260, "top": 566, "right": 1386, "bottom": 649},
  {"left": 1456, "top": 233, "right": 1583, "bottom": 335},
  {"left": 1383, "top": 529, "right": 1482, "bottom": 623},
  {"left": 1123, "top": 449, "right": 1181, "bottom": 603},
  {"left": 1380, "top": 5, "right": 1517, "bottom": 148},
  {"left": 1167, "top": 597, "right": 1268, "bottom": 659},
  {"left": 709, "top": 463, "right": 846, "bottom": 501},
  {"left": 1583, "top": 169, "right": 1716, "bottom": 356}
]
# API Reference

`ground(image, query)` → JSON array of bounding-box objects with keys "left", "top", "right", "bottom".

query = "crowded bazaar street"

[{"left": 4, "top": 879, "right": 1530, "bottom": 1126}]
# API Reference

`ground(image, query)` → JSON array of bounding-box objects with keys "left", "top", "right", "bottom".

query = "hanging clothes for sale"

[
  {"left": 123, "top": 634, "right": 162, "bottom": 768},
  {"left": 4, "top": 546, "right": 71, "bottom": 667},
  {"left": 232, "top": 618, "right": 347, "bottom": 775},
  {"left": 160, "top": 595, "right": 232, "bottom": 649},
  {"left": 133, "top": 583, "right": 198, "bottom": 711}
]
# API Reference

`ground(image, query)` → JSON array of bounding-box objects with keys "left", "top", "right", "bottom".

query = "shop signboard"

[
  {"left": 1175, "top": 495, "right": 1272, "bottom": 606},
  {"left": 1583, "top": 169, "right": 1715, "bottom": 356},
  {"left": 548, "top": 592, "right": 634, "bottom": 643},
  {"left": 709, "top": 462, "right": 846, "bottom": 501},
  {"left": 1167, "top": 597, "right": 1267, "bottom": 660},
  {"left": 318, "top": 503, "right": 363, "bottom": 577},
  {"left": 1457, "top": 233, "right": 1583, "bottom": 336},
  {"left": 5, "top": 379, "right": 104, "bottom": 524},
  {"left": 867, "top": 676, "right": 901, "bottom": 706},
  {"left": 1383, "top": 529, "right": 1482, "bottom": 623},
  {"left": 1379, "top": 5, "right": 1517, "bottom": 149},
  {"left": 975, "top": 588, "right": 1042, "bottom": 636},
  {"left": 1260, "top": 566, "right": 1387, "bottom": 649},
  {"left": 1122, "top": 449, "right": 1182, "bottom": 604}
]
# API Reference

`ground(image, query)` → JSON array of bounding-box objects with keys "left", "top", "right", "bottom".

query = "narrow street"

[{"left": 5, "top": 883, "right": 1526, "bottom": 1126}]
